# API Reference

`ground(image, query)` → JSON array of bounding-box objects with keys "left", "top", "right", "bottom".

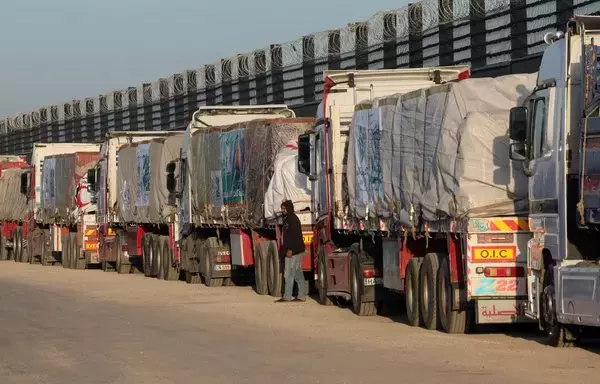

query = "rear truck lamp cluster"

[
  {"left": 215, "top": 254, "right": 231, "bottom": 264},
  {"left": 362, "top": 268, "right": 381, "bottom": 278},
  {"left": 479, "top": 266, "right": 525, "bottom": 278},
  {"left": 458, "top": 69, "right": 471, "bottom": 80},
  {"left": 477, "top": 233, "right": 514, "bottom": 244}
]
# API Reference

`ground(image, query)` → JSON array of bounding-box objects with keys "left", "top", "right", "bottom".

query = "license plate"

[
  {"left": 363, "top": 277, "right": 382, "bottom": 286},
  {"left": 471, "top": 246, "right": 516, "bottom": 262},
  {"left": 214, "top": 264, "right": 231, "bottom": 271}
]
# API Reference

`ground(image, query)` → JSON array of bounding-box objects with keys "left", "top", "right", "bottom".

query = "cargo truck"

[
  {"left": 22, "top": 143, "right": 101, "bottom": 267},
  {"left": 86, "top": 131, "right": 180, "bottom": 274},
  {"left": 110, "top": 131, "right": 185, "bottom": 278},
  {"left": 0, "top": 155, "right": 30, "bottom": 262},
  {"left": 297, "top": 67, "right": 538, "bottom": 334},
  {"left": 507, "top": 15, "right": 600, "bottom": 347},
  {"left": 164, "top": 105, "right": 315, "bottom": 294}
]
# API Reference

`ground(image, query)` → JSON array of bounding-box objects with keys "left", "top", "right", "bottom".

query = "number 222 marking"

[{"left": 476, "top": 279, "right": 518, "bottom": 295}]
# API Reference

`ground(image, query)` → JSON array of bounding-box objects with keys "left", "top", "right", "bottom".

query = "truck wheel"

[
  {"left": 254, "top": 242, "right": 268, "bottom": 295},
  {"left": 143, "top": 234, "right": 154, "bottom": 277},
  {"left": 13, "top": 228, "right": 22, "bottom": 263},
  {"left": 316, "top": 246, "right": 333, "bottom": 306},
  {"left": 203, "top": 239, "right": 223, "bottom": 288},
  {"left": 19, "top": 229, "right": 29, "bottom": 263},
  {"left": 162, "top": 237, "right": 178, "bottom": 281},
  {"left": 142, "top": 234, "right": 150, "bottom": 276},
  {"left": 419, "top": 253, "right": 440, "bottom": 330},
  {"left": 152, "top": 235, "right": 163, "bottom": 278},
  {"left": 437, "top": 256, "right": 468, "bottom": 334},
  {"left": 29, "top": 233, "right": 38, "bottom": 265},
  {"left": 350, "top": 250, "right": 376, "bottom": 316},
  {"left": 267, "top": 240, "right": 283, "bottom": 297},
  {"left": 61, "top": 236, "right": 70, "bottom": 268},
  {"left": 405, "top": 258, "right": 422, "bottom": 326},
  {"left": 115, "top": 233, "right": 130, "bottom": 274},
  {"left": 0, "top": 233, "right": 9, "bottom": 261},
  {"left": 542, "top": 267, "right": 574, "bottom": 347}
]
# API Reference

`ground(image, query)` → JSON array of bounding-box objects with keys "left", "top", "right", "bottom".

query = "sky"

[{"left": 0, "top": 0, "right": 407, "bottom": 118}]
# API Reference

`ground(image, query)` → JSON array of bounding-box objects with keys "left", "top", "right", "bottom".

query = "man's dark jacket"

[{"left": 281, "top": 200, "right": 305, "bottom": 256}]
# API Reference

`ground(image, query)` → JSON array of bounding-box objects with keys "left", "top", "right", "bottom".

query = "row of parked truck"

[{"left": 2, "top": 15, "right": 600, "bottom": 348}]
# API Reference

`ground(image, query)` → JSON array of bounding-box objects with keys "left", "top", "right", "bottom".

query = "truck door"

[{"left": 524, "top": 86, "right": 559, "bottom": 319}]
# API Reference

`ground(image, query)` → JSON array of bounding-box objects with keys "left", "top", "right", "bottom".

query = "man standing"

[{"left": 276, "top": 200, "right": 307, "bottom": 303}]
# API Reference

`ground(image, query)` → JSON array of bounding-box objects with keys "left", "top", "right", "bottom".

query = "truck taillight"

[
  {"left": 362, "top": 268, "right": 380, "bottom": 278},
  {"left": 477, "top": 233, "right": 514, "bottom": 244},
  {"left": 216, "top": 255, "right": 231, "bottom": 263},
  {"left": 458, "top": 69, "right": 471, "bottom": 80},
  {"left": 483, "top": 266, "right": 524, "bottom": 278}
]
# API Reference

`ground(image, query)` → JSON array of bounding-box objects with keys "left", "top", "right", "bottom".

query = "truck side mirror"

[
  {"left": 509, "top": 107, "right": 528, "bottom": 142},
  {"left": 87, "top": 168, "right": 96, "bottom": 192},
  {"left": 509, "top": 142, "right": 527, "bottom": 162},
  {"left": 166, "top": 162, "right": 176, "bottom": 194},
  {"left": 20, "top": 172, "right": 29, "bottom": 195},
  {"left": 298, "top": 132, "right": 316, "bottom": 181}
]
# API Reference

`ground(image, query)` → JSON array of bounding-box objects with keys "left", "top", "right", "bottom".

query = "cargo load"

[
  {"left": 0, "top": 167, "right": 28, "bottom": 221},
  {"left": 188, "top": 118, "right": 314, "bottom": 226},
  {"left": 264, "top": 140, "right": 311, "bottom": 219},
  {"left": 40, "top": 152, "right": 99, "bottom": 225},
  {"left": 346, "top": 73, "right": 537, "bottom": 223},
  {"left": 116, "top": 133, "right": 184, "bottom": 224}
]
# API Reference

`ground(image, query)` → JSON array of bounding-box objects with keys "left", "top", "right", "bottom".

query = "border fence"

[{"left": 1, "top": 0, "right": 599, "bottom": 156}]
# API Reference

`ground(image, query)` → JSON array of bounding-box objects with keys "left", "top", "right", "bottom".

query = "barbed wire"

[{"left": 1, "top": 0, "right": 569, "bottom": 131}]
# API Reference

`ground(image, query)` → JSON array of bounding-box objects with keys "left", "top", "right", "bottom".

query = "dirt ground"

[{"left": 0, "top": 262, "right": 598, "bottom": 384}]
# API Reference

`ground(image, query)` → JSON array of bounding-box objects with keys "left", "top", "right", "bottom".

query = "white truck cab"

[{"left": 508, "top": 15, "right": 600, "bottom": 346}]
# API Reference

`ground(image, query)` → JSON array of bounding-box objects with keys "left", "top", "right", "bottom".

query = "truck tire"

[
  {"left": 69, "top": 234, "right": 77, "bottom": 269},
  {"left": 152, "top": 235, "right": 162, "bottom": 278},
  {"left": 61, "top": 236, "right": 70, "bottom": 268},
  {"left": 350, "top": 249, "right": 376, "bottom": 316},
  {"left": 115, "top": 233, "right": 130, "bottom": 274},
  {"left": 316, "top": 246, "right": 333, "bottom": 306},
  {"left": 19, "top": 229, "right": 29, "bottom": 263},
  {"left": 542, "top": 267, "right": 574, "bottom": 347},
  {"left": 253, "top": 242, "right": 268, "bottom": 295},
  {"left": 419, "top": 253, "right": 441, "bottom": 330},
  {"left": 29, "top": 232, "right": 38, "bottom": 265},
  {"left": 405, "top": 257, "right": 422, "bottom": 326},
  {"left": 0, "top": 233, "right": 9, "bottom": 261},
  {"left": 267, "top": 240, "right": 283, "bottom": 297},
  {"left": 13, "top": 228, "right": 22, "bottom": 263},
  {"left": 162, "top": 237, "right": 179, "bottom": 281},
  {"left": 437, "top": 256, "right": 468, "bottom": 334},
  {"left": 203, "top": 238, "right": 224, "bottom": 288},
  {"left": 143, "top": 234, "right": 154, "bottom": 277}
]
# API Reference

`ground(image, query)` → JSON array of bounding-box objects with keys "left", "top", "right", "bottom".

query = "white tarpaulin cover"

[
  {"left": 346, "top": 73, "right": 537, "bottom": 223},
  {"left": 0, "top": 167, "right": 28, "bottom": 221},
  {"left": 264, "top": 140, "right": 311, "bottom": 219},
  {"left": 116, "top": 133, "right": 184, "bottom": 224}
]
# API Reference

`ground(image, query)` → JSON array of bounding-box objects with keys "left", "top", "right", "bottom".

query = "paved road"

[{"left": 0, "top": 262, "right": 598, "bottom": 384}]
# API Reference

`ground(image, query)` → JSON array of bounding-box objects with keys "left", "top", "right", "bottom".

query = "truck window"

[{"left": 530, "top": 97, "right": 547, "bottom": 159}]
